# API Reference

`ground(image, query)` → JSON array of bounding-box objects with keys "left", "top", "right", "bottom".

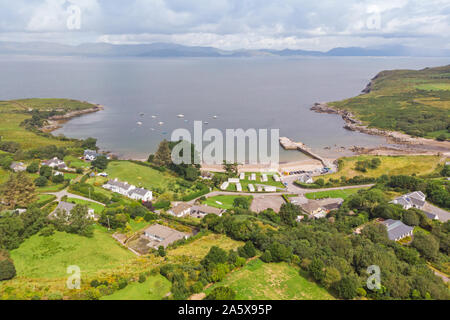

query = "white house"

[
  {"left": 50, "top": 201, "right": 96, "bottom": 220},
  {"left": 391, "top": 191, "right": 426, "bottom": 210},
  {"left": 128, "top": 187, "right": 153, "bottom": 202},
  {"left": 248, "top": 184, "right": 255, "bottom": 192},
  {"left": 42, "top": 157, "right": 68, "bottom": 170},
  {"left": 168, "top": 203, "right": 192, "bottom": 217},
  {"left": 236, "top": 183, "right": 242, "bottom": 192},
  {"left": 261, "top": 174, "right": 268, "bottom": 182},
  {"left": 103, "top": 178, "right": 136, "bottom": 196},
  {"left": 298, "top": 173, "right": 314, "bottom": 184},
  {"left": 264, "top": 185, "right": 277, "bottom": 192},
  {"left": 273, "top": 174, "right": 281, "bottom": 182},
  {"left": 250, "top": 173, "right": 256, "bottom": 181},
  {"left": 239, "top": 173, "right": 245, "bottom": 180},
  {"left": 228, "top": 178, "right": 240, "bottom": 183},
  {"left": 84, "top": 150, "right": 100, "bottom": 161},
  {"left": 381, "top": 219, "right": 414, "bottom": 241},
  {"left": 10, "top": 162, "right": 26, "bottom": 172}
]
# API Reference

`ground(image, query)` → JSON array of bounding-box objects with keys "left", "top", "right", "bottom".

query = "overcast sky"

[{"left": 0, "top": 0, "right": 449, "bottom": 51}]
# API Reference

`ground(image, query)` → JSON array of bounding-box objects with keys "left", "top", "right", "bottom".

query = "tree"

[
  {"left": 238, "top": 241, "right": 256, "bottom": 258},
  {"left": 51, "top": 174, "right": 64, "bottom": 184},
  {"left": 233, "top": 197, "right": 250, "bottom": 210},
  {"left": 222, "top": 161, "right": 238, "bottom": 177},
  {"left": 279, "top": 203, "right": 300, "bottom": 226},
  {"left": 403, "top": 210, "right": 420, "bottom": 226},
  {"left": 158, "top": 246, "right": 166, "bottom": 257},
  {"left": 92, "top": 155, "right": 108, "bottom": 171},
  {"left": 0, "top": 250, "right": 16, "bottom": 281},
  {"left": 81, "top": 137, "right": 98, "bottom": 150},
  {"left": 64, "top": 205, "right": 94, "bottom": 237},
  {"left": 1, "top": 172, "right": 36, "bottom": 209},
  {"left": 436, "top": 134, "right": 447, "bottom": 142},
  {"left": 153, "top": 140, "right": 172, "bottom": 167},
  {"left": 260, "top": 250, "right": 272, "bottom": 263},
  {"left": 309, "top": 258, "right": 326, "bottom": 282},
  {"left": 39, "top": 165, "right": 52, "bottom": 178},
  {"left": 412, "top": 232, "right": 440, "bottom": 260},
  {"left": 201, "top": 246, "right": 228, "bottom": 269},
  {"left": 34, "top": 176, "right": 48, "bottom": 187},
  {"left": 205, "top": 286, "right": 236, "bottom": 300},
  {"left": 441, "top": 165, "right": 450, "bottom": 177},
  {"left": 334, "top": 275, "right": 358, "bottom": 300},
  {"left": 26, "top": 161, "right": 39, "bottom": 174}
]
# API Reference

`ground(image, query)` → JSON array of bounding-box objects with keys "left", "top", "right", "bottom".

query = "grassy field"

[
  {"left": 305, "top": 187, "right": 369, "bottom": 200},
  {"left": 329, "top": 65, "right": 450, "bottom": 139},
  {"left": 205, "top": 259, "right": 334, "bottom": 300},
  {"left": 101, "top": 275, "right": 171, "bottom": 300},
  {"left": 9, "top": 226, "right": 134, "bottom": 279},
  {"left": 66, "top": 198, "right": 105, "bottom": 214},
  {"left": 37, "top": 183, "right": 66, "bottom": 193},
  {"left": 320, "top": 155, "right": 443, "bottom": 182},
  {"left": 167, "top": 233, "right": 243, "bottom": 262},
  {"left": 105, "top": 161, "right": 180, "bottom": 191},
  {"left": 0, "top": 99, "right": 98, "bottom": 150},
  {"left": 202, "top": 195, "right": 253, "bottom": 210},
  {"left": 64, "top": 156, "right": 90, "bottom": 169}
]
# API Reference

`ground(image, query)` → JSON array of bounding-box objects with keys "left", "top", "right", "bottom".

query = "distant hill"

[{"left": 0, "top": 41, "right": 448, "bottom": 58}]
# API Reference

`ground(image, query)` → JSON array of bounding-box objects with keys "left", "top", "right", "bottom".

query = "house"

[
  {"left": 97, "top": 172, "right": 108, "bottom": 177},
  {"left": 323, "top": 202, "right": 342, "bottom": 212},
  {"left": 236, "top": 183, "right": 242, "bottom": 192},
  {"left": 381, "top": 219, "right": 414, "bottom": 241},
  {"left": 220, "top": 182, "right": 229, "bottom": 190},
  {"left": 250, "top": 173, "right": 256, "bottom": 181},
  {"left": 261, "top": 174, "right": 268, "bottom": 182},
  {"left": 50, "top": 201, "right": 96, "bottom": 220},
  {"left": 301, "top": 201, "right": 327, "bottom": 218},
  {"left": 257, "top": 186, "right": 263, "bottom": 192},
  {"left": 128, "top": 188, "right": 153, "bottom": 202},
  {"left": 239, "top": 173, "right": 245, "bottom": 180},
  {"left": 191, "top": 205, "right": 224, "bottom": 218},
  {"left": 424, "top": 211, "right": 439, "bottom": 220},
  {"left": 391, "top": 191, "right": 426, "bottom": 210},
  {"left": 10, "top": 162, "right": 26, "bottom": 172},
  {"left": 273, "top": 174, "right": 281, "bottom": 182},
  {"left": 42, "top": 157, "right": 68, "bottom": 170},
  {"left": 84, "top": 150, "right": 100, "bottom": 161},
  {"left": 103, "top": 178, "right": 136, "bottom": 196},
  {"left": 296, "top": 215, "right": 304, "bottom": 222},
  {"left": 248, "top": 184, "right": 255, "bottom": 192},
  {"left": 53, "top": 171, "right": 64, "bottom": 176},
  {"left": 298, "top": 173, "right": 314, "bottom": 184},
  {"left": 168, "top": 203, "right": 192, "bottom": 217},
  {"left": 143, "top": 224, "right": 189, "bottom": 249},
  {"left": 228, "top": 178, "right": 240, "bottom": 183}
]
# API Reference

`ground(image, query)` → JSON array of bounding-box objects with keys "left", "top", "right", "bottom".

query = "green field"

[
  {"left": 101, "top": 275, "right": 171, "bottom": 300},
  {"left": 205, "top": 259, "right": 334, "bottom": 300},
  {"left": 320, "top": 155, "right": 443, "bottom": 182},
  {"left": 305, "top": 187, "right": 369, "bottom": 200},
  {"left": 66, "top": 198, "right": 105, "bottom": 214},
  {"left": 9, "top": 226, "right": 134, "bottom": 279},
  {"left": 330, "top": 65, "right": 450, "bottom": 139},
  {"left": 202, "top": 195, "right": 253, "bottom": 210},
  {"left": 0, "top": 99, "right": 98, "bottom": 150},
  {"left": 105, "top": 161, "right": 181, "bottom": 191},
  {"left": 64, "top": 156, "right": 90, "bottom": 169}
]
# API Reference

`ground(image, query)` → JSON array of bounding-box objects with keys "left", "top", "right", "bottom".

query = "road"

[{"left": 45, "top": 189, "right": 105, "bottom": 206}]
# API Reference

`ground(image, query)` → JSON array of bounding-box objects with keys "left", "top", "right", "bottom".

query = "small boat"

[
  {"left": 136, "top": 121, "right": 143, "bottom": 126},
  {"left": 151, "top": 115, "right": 157, "bottom": 119},
  {"left": 150, "top": 128, "right": 155, "bottom": 131},
  {"left": 213, "top": 115, "right": 218, "bottom": 119},
  {"left": 177, "top": 114, "right": 185, "bottom": 118},
  {"left": 158, "top": 122, "right": 164, "bottom": 126},
  {"left": 140, "top": 113, "right": 145, "bottom": 117},
  {"left": 204, "top": 121, "right": 209, "bottom": 125}
]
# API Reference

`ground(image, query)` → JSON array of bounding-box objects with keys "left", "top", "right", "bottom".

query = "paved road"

[
  {"left": 45, "top": 189, "right": 105, "bottom": 206},
  {"left": 423, "top": 202, "right": 450, "bottom": 222}
]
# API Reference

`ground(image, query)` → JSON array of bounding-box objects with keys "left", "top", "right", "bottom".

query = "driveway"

[
  {"left": 423, "top": 202, "right": 450, "bottom": 222},
  {"left": 45, "top": 189, "right": 105, "bottom": 206}
]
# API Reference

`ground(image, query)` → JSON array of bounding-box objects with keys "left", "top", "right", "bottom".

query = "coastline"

[{"left": 40, "top": 103, "right": 104, "bottom": 133}]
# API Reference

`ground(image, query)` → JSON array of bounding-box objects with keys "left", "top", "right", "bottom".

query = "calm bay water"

[{"left": 0, "top": 55, "right": 449, "bottom": 161}]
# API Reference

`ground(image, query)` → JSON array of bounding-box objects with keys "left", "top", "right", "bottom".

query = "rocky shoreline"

[
  {"left": 40, "top": 104, "right": 104, "bottom": 132},
  {"left": 311, "top": 102, "right": 450, "bottom": 155}
]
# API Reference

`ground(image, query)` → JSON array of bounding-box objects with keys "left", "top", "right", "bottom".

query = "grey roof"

[
  {"left": 10, "top": 162, "right": 25, "bottom": 169},
  {"left": 170, "top": 203, "right": 192, "bottom": 215},
  {"left": 424, "top": 211, "right": 438, "bottom": 220},
  {"left": 191, "top": 205, "right": 222, "bottom": 215},
  {"left": 406, "top": 191, "right": 426, "bottom": 201},
  {"left": 84, "top": 150, "right": 100, "bottom": 157},
  {"left": 144, "top": 224, "right": 187, "bottom": 248},
  {"left": 409, "top": 197, "right": 425, "bottom": 208},
  {"left": 106, "top": 179, "right": 133, "bottom": 190},
  {"left": 129, "top": 187, "right": 150, "bottom": 197},
  {"left": 382, "top": 219, "right": 414, "bottom": 241},
  {"left": 51, "top": 201, "right": 76, "bottom": 216},
  {"left": 298, "top": 173, "right": 312, "bottom": 183}
]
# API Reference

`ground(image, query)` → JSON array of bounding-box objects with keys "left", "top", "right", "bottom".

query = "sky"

[{"left": 0, "top": 0, "right": 449, "bottom": 51}]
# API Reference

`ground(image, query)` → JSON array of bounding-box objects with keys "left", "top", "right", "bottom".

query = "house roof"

[
  {"left": 10, "top": 162, "right": 25, "bottom": 169},
  {"left": 84, "top": 150, "right": 99, "bottom": 157},
  {"left": 298, "top": 173, "right": 312, "bottom": 182},
  {"left": 50, "top": 201, "right": 76, "bottom": 217},
  {"left": 170, "top": 202, "right": 192, "bottom": 215},
  {"left": 144, "top": 224, "right": 187, "bottom": 248},
  {"left": 106, "top": 179, "right": 134, "bottom": 190},
  {"left": 191, "top": 205, "right": 222, "bottom": 215},
  {"left": 382, "top": 219, "right": 414, "bottom": 241},
  {"left": 300, "top": 201, "right": 322, "bottom": 214},
  {"left": 424, "top": 211, "right": 438, "bottom": 220},
  {"left": 129, "top": 187, "right": 151, "bottom": 197},
  {"left": 406, "top": 191, "right": 426, "bottom": 201}
]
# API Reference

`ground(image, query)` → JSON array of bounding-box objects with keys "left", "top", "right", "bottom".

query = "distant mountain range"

[{"left": 0, "top": 41, "right": 448, "bottom": 58}]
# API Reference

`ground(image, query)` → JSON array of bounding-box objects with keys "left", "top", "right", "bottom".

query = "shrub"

[
  {"left": 205, "top": 286, "right": 236, "bottom": 300},
  {"left": 0, "top": 258, "right": 16, "bottom": 281},
  {"left": 138, "top": 274, "right": 146, "bottom": 283}
]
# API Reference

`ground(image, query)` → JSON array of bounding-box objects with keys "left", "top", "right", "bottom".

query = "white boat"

[
  {"left": 177, "top": 114, "right": 185, "bottom": 118},
  {"left": 204, "top": 121, "right": 209, "bottom": 125},
  {"left": 151, "top": 115, "right": 157, "bottom": 119},
  {"left": 137, "top": 121, "right": 143, "bottom": 126},
  {"left": 158, "top": 122, "right": 164, "bottom": 126},
  {"left": 213, "top": 115, "right": 218, "bottom": 119}
]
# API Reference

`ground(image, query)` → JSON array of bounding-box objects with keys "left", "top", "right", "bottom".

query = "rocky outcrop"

[{"left": 40, "top": 104, "right": 104, "bottom": 132}]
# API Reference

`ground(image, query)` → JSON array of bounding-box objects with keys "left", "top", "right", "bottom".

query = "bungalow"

[
  {"left": 143, "top": 224, "right": 189, "bottom": 249},
  {"left": 10, "top": 162, "right": 26, "bottom": 172},
  {"left": 84, "top": 150, "right": 100, "bottom": 161},
  {"left": 248, "top": 184, "right": 255, "bottom": 192},
  {"left": 239, "top": 173, "right": 245, "bottom": 180},
  {"left": 168, "top": 203, "right": 192, "bottom": 217},
  {"left": 250, "top": 173, "right": 256, "bottom": 181},
  {"left": 381, "top": 219, "right": 414, "bottom": 241},
  {"left": 103, "top": 178, "right": 136, "bottom": 197},
  {"left": 273, "top": 174, "right": 281, "bottom": 182},
  {"left": 42, "top": 157, "right": 69, "bottom": 170},
  {"left": 263, "top": 185, "right": 277, "bottom": 192},
  {"left": 128, "top": 187, "right": 153, "bottom": 202},
  {"left": 236, "top": 183, "right": 242, "bottom": 192},
  {"left": 49, "top": 201, "right": 96, "bottom": 220},
  {"left": 391, "top": 191, "right": 426, "bottom": 210},
  {"left": 298, "top": 173, "right": 314, "bottom": 184},
  {"left": 301, "top": 201, "right": 327, "bottom": 219},
  {"left": 228, "top": 178, "right": 240, "bottom": 183},
  {"left": 190, "top": 205, "right": 224, "bottom": 218},
  {"left": 257, "top": 186, "right": 263, "bottom": 192},
  {"left": 261, "top": 174, "right": 268, "bottom": 182}
]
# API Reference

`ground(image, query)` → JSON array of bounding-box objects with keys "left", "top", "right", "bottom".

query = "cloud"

[{"left": 0, "top": 0, "right": 448, "bottom": 50}]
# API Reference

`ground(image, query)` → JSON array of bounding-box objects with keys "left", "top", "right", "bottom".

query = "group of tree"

[
  {"left": 355, "top": 158, "right": 382, "bottom": 172},
  {"left": 0, "top": 172, "right": 36, "bottom": 210}
]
